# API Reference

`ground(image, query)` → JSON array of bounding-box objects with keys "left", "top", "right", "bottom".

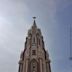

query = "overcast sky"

[{"left": 0, "top": 0, "right": 72, "bottom": 72}]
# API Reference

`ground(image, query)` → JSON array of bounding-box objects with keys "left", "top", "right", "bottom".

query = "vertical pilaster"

[
  {"left": 40, "top": 59, "right": 43, "bottom": 72},
  {"left": 46, "top": 62, "right": 49, "bottom": 72},
  {"left": 25, "top": 59, "right": 29, "bottom": 72},
  {"left": 46, "top": 61, "right": 51, "bottom": 72},
  {"left": 23, "top": 61, "right": 25, "bottom": 72},
  {"left": 43, "top": 61, "right": 46, "bottom": 72},
  {"left": 18, "top": 61, "right": 23, "bottom": 72}
]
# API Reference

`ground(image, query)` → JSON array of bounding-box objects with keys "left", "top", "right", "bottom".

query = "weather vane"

[{"left": 33, "top": 17, "right": 36, "bottom": 20}]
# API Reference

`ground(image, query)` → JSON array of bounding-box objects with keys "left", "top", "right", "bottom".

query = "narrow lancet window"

[
  {"left": 39, "top": 39, "right": 40, "bottom": 45},
  {"left": 33, "top": 37, "right": 35, "bottom": 43}
]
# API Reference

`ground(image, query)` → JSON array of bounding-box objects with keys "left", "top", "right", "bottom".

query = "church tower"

[{"left": 18, "top": 18, "right": 51, "bottom": 72}]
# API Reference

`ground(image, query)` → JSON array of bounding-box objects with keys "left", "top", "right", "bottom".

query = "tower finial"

[
  {"left": 32, "top": 17, "right": 37, "bottom": 28},
  {"left": 33, "top": 17, "right": 36, "bottom": 20}
]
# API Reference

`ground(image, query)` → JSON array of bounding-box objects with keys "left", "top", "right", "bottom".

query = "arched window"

[
  {"left": 33, "top": 37, "right": 35, "bottom": 43},
  {"left": 36, "top": 33, "right": 40, "bottom": 45},
  {"left": 32, "top": 50, "right": 36, "bottom": 55},
  {"left": 30, "top": 59, "right": 37, "bottom": 72},
  {"left": 37, "top": 38, "right": 40, "bottom": 45}
]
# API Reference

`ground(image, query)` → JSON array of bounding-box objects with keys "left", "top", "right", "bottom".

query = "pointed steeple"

[
  {"left": 18, "top": 18, "right": 51, "bottom": 72},
  {"left": 32, "top": 17, "right": 37, "bottom": 28}
]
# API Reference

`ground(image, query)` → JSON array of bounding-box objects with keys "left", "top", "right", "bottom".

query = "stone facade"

[{"left": 18, "top": 19, "right": 51, "bottom": 72}]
